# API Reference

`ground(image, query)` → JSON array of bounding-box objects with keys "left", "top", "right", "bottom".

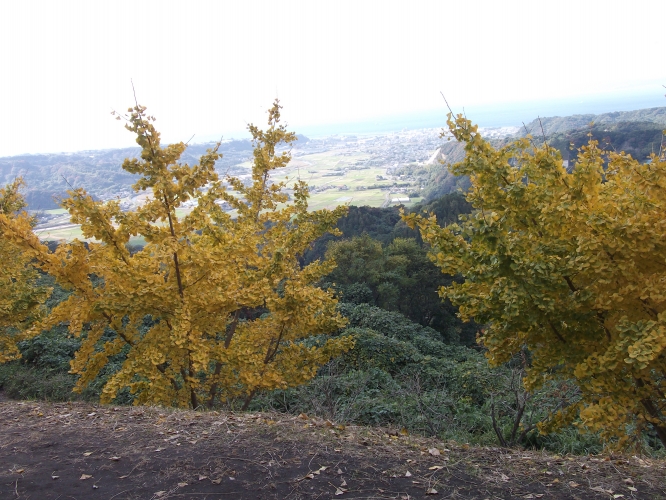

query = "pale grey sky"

[{"left": 1, "top": 0, "right": 664, "bottom": 156}]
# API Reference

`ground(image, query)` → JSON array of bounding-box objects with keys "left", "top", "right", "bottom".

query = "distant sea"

[{"left": 295, "top": 91, "right": 666, "bottom": 138}]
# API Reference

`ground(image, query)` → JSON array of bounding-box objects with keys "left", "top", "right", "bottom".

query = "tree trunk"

[
  {"left": 241, "top": 390, "right": 257, "bottom": 411},
  {"left": 641, "top": 398, "right": 666, "bottom": 448}
]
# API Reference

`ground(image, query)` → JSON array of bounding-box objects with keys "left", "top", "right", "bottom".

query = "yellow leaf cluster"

[
  {"left": 0, "top": 178, "right": 50, "bottom": 362},
  {"left": 404, "top": 113, "right": 666, "bottom": 448}
]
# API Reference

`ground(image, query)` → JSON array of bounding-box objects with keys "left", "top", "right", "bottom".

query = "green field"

[
  {"left": 268, "top": 151, "right": 419, "bottom": 210},
  {"left": 34, "top": 225, "right": 85, "bottom": 242}
]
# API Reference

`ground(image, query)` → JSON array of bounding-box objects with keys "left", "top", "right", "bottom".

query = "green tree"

[
  {"left": 404, "top": 113, "right": 666, "bottom": 448},
  {"left": 0, "top": 100, "right": 352, "bottom": 409},
  {"left": 326, "top": 235, "right": 471, "bottom": 344}
]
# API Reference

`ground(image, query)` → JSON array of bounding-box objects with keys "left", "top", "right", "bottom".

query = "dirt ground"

[{"left": 1, "top": 394, "right": 665, "bottom": 499}]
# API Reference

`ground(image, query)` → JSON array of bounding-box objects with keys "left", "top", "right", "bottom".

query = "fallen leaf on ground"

[
  {"left": 109, "top": 456, "right": 120, "bottom": 461},
  {"left": 177, "top": 482, "right": 188, "bottom": 487},
  {"left": 83, "top": 452, "right": 93, "bottom": 457},
  {"left": 569, "top": 481, "right": 580, "bottom": 488},
  {"left": 426, "top": 488, "right": 438, "bottom": 495},
  {"left": 428, "top": 448, "right": 440, "bottom": 456},
  {"left": 211, "top": 478, "right": 222, "bottom": 484},
  {"left": 80, "top": 474, "right": 92, "bottom": 480},
  {"left": 405, "top": 471, "right": 412, "bottom": 477},
  {"left": 51, "top": 475, "right": 59, "bottom": 480}
]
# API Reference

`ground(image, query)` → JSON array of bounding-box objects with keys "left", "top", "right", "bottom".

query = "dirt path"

[{"left": 1, "top": 398, "right": 664, "bottom": 499}]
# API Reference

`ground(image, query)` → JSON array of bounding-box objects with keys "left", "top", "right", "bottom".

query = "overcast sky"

[{"left": 1, "top": 0, "right": 664, "bottom": 157}]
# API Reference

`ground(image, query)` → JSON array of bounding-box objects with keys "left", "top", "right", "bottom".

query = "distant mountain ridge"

[
  {"left": 0, "top": 140, "right": 256, "bottom": 209},
  {"left": 0, "top": 135, "right": 313, "bottom": 210},
  {"left": 519, "top": 106, "right": 666, "bottom": 137},
  {"left": 415, "top": 106, "right": 666, "bottom": 202}
]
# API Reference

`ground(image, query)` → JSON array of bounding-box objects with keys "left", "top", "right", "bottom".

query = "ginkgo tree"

[
  {"left": 0, "top": 178, "right": 50, "bottom": 362},
  {"left": 404, "top": 114, "right": 666, "bottom": 448},
  {"left": 0, "top": 100, "right": 352, "bottom": 409}
]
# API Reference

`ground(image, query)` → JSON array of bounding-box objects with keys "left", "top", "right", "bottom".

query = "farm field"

[{"left": 269, "top": 150, "right": 420, "bottom": 210}]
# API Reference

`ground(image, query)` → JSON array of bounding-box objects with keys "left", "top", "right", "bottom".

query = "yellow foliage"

[
  {"left": 0, "top": 178, "right": 50, "bottom": 362},
  {"left": 0, "top": 101, "right": 352, "bottom": 408},
  {"left": 404, "top": 113, "right": 666, "bottom": 448}
]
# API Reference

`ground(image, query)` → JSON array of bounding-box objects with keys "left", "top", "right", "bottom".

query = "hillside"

[
  {"left": 547, "top": 120, "right": 665, "bottom": 164},
  {"left": 414, "top": 106, "right": 666, "bottom": 201},
  {"left": 519, "top": 106, "right": 666, "bottom": 137},
  {"left": 0, "top": 141, "right": 254, "bottom": 209}
]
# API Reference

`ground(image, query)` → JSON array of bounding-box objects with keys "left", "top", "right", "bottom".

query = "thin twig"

[
  {"left": 522, "top": 122, "right": 537, "bottom": 149},
  {"left": 537, "top": 117, "right": 548, "bottom": 148},
  {"left": 60, "top": 174, "right": 75, "bottom": 190},
  {"left": 440, "top": 91, "right": 454, "bottom": 115},
  {"left": 131, "top": 79, "right": 139, "bottom": 109}
]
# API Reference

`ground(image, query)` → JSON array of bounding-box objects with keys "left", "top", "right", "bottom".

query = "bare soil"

[{"left": 1, "top": 393, "right": 665, "bottom": 499}]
